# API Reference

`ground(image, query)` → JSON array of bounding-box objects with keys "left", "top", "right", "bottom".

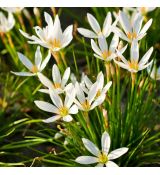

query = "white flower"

[
  {"left": 83, "top": 72, "right": 112, "bottom": 98},
  {"left": 91, "top": 35, "right": 121, "bottom": 62},
  {"left": 114, "top": 40, "right": 153, "bottom": 73},
  {"left": 112, "top": 11, "right": 152, "bottom": 42},
  {"left": 0, "top": 12, "right": 15, "bottom": 33},
  {"left": 11, "top": 46, "right": 51, "bottom": 76},
  {"left": 77, "top": 12, "right": 113, "bottom": 38},
  {"left": 19, "top": 12, "right": 73, "bottom": 52},
  {"left": 2, "top": 7, "right": 24, "bottom": 13},
  {"left": 147, "top": 63, "right": 160, "bottom": 80},
  {"left": 75, "top": 131, "right": 128, "bottom": 167},
  {"left": 37, "top": 64, "right": 71, "bottom": 94},
  {"left": 34, "top": 88, "right": 78, "bottom": 123},
  {"left": 74, "top": 74, "right": 112, "bottom": 111}
]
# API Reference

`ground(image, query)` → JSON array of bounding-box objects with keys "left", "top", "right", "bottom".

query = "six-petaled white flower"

[
  {"left": 91, "top": 35, "right": 124, "bottom": 62},
  {"left": 77, "top": 12, "right": 113, "bottom": 38},
  {"left": 114, "top": 40, "right": 153, "bottom": 73},
  {"left": 37, "top": 64, "right": 71, "bottom": 94},
  {"left": 74, "top": 75, "right": 111, "bottom": 112},
  {"left": 35, "top": 88, "right": 78, "bottom": 123},
  {"left": 19, "top": 12, "right": 73, "bottom": 52},
  {"left": 112, "top": 11, "right": 152, "bottom": 42},
  {"left": 75, "top": 131, "right": 128, "bottom": 167},
  {"left": 11, "top": 46, "right": 51, "bottom": 76},
  {"left": 0, "top": 12, "right": 15, "bottom": 33},
  {"left": 82, "top": 72, "right": 112, "bottom": 100}
]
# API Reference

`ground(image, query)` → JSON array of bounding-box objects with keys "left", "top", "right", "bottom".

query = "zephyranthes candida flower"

[
  {"left": 114, "top": 40, "right": 153, "bottom": 73},
  {"left": 112, "top": 11, "right": 152, "bottom": 42},
  {"left": 74, "top": 74, "right": 112, "bottom": 111},
  {"left": 37, "top": 64, "right": 71, "bottom": 94},
  {"left": 91, "top": 35, "right": 122, "bottom": 62},
  {"left": 75, "top": 131, "right": 128, "bottom": 167},
  {"left": 77, "top": 12, "right": 112, "bottom": 38},
  {"left": 0, "top": 12, "right": 15, "bottom": 33},
  {"left": 11, "top": 46, "right": 51, "bottom": 76},
  {"left": 35, "top": 87, "right": 78, "bottom": 123},
  {"left": 20, "top": 12, "right": 73, "bottom": 52}
]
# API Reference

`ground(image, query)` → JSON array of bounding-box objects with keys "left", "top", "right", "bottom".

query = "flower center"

[
  {"left": 102, "top": 50, "right": 112, "bottom": 60},
  {"left": 50, "top": 38, "right": 61, "bottom": 49},
  {"left": 53, "top": 83, "right": 61, "bottom": 89},
  {"left": 127, "top": 32, "right": 137, "bottom": 40},
  {"left": 81, "top": 100, "right": 90, "bottom": 111},
  {"left": 31, "top": 65, "right": 39, "bottom": 73},
  {"left": 59, "top": 106, "right": 69, "bottom": 117},
  {"left": 128, "top": 60, "right": 139, "bottom": 70},
  {"left": 99, "top": 152, "right": 108, "bottom": 164}
]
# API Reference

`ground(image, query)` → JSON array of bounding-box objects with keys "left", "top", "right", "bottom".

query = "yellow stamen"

[
  {"left": 127, "top": 32, "right": 137, "bottom": 40},
  {"left": 49, "top": 38, "right": 61, "bottom": 49},
  {"left": 128, "top": 60, "right": 139, "bottom": 71},
  {"left": 53, "top": 83, "right": 61, "bottom": 89},
  {"left": 81, "top": 100, "right": 90, "bottom": 111},
  {"left": 96, "top": 89, "right": 101, "bottom": 98},
  {"left": 31, "top": 65, "right": 38, "bottom": 73},
  {"left": 102, "top": 50, "right": 112, "bottom": 60},
  {"left": 59, "top": 106, "right": 69, "bottom": 117},
  {"left": 99, "top": 152, "right": 108, "bottom": 164},
  {"left": 140, "top": 7, "right": 147, "bottom": 15}
]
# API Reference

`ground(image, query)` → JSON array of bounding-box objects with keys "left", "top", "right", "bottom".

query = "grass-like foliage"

[{"left": 0, "top": 7, "right": 160, "bottom": 167}]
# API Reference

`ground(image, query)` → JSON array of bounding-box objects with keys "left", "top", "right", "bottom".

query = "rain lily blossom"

[
  {"left": 74, "top": 77, "right": 111, "bottom": 111},
  {"left": 77, "top": 12, "right": 112, "bottom": 38},
  {"left": 82, "top": 72, "right": 112, "bottom": 100},
  {"left": 112, "top": 11, "right": 152, "bottom": 42},
  {"left": 147, "top": 63, "right": 160, "bottom": 80},
  {"left": 11, "top": 46, "right": 51, "bottom": 76},
  {"left": 0, "top": 12, "right": 15, "bottom": 33},
  {"left": 75, "top": 131, "right": 128, "bottom": 167},
  {"left": 19, "top": 12, "right": 73, "bottom": 52},
  {"left": 114, "top": 40, "right": 153, "bottom": 73},
  {"left": 37, "top": 64, "right": 71, "bottom": 94},
  {"left": 91, "top": 35, "right": 126, "bottom": 62},
  {"left": 35, "top": 88, "right": 78, "bottom": 123}
]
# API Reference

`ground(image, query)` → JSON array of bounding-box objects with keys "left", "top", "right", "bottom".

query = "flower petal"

[
  {"left": 35, "top": 46, "right": 42, "bottom": 69},
  {"left": 77, "top": 28, "right": 97, "bottom": 38},
  {"left": 139, "top": 47, "right": 153, "bottom": 66},
  {"left": 88, "top": 82, "right": 98, "bottom": 105},
  {"left": 75, "top": 82, "right": 86, "bottom": 104},
  {"left": 17, "top": 52, "right": 33, "bottom": 71},
  {"left": 37, "top": 72, "right": 53, "bottom": 88},
  {"left": 63, "top": 115, "right": 73, "bottom": 122},
  {"left": 105, "top": 161, "right": 119, "bottom": 167},
  {"left": 87, "top": 13, "right": 101, "bottom": 34},
  {"left": 140, "top": 18, "right": 152, "bottom": 35},
  {"left": 34, "top": 100, "right": 58, "bottom": 113},
  {"left": 103, "top": 12, "right": 112, "bottom": 37},
  {"left": 75, "top": 156, "right": 98, "bottom": 165},
  {"left": 69, "top": 104, "right": 78, "bottom": 114},
  {"left": 109, "top": 34, "right": 119, "bottom": 52},
  {"left": 82, "top": 138, "right": 100, "bottom": 156},
  {"left": 52, "top": 64, "right": 61, "bottom": 84},
  {"left": 131, "top": 40, "right": 139, "bottom": 63},
  {"left": 43, "top": 115, "right": 61, "bottom": 123},
  {"left": 11, "top": 71, "right": 34, "bottom": 76},
  {"left": 101, "top": 131, "right": 111, "bottom": 154},
  {"left": 91, "top": 39, "right": 102, "bottom": 56},
  {"left": 40, "top": 50, "right": 51, "bottom": 71},
  {"left": 49, "top": 89, "right": 63, "bottom": 108},
  {"left": 108, "top": 147, "right": 129, "bottom": 160},
  {"left": 133, "top": 14, "right": 143, "bottom": 34},
  {"left": 61, "top": 67, "right": 70, "bottom": 88},
  {"left": 98, "top": 36, "right": 108, "bottom": 52},
  {"left": 119, "top": 11, "right": 132, "bottom": 34}
]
